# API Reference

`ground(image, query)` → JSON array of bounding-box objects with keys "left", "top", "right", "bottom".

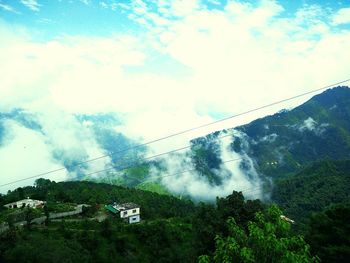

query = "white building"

[
  {"left": 280, "top": 215, "right": 295, "bottom": 224},
  {"left": 4, "top": 198, "right": 46, "bottom": 209},
  {"left": 108, "top": 202, "right": 141, "bottom": 224}
]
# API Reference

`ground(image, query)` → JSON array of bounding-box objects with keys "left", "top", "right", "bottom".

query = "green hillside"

[
  {"left": 0, "top": 180, "right": 323, "bottom": 263},
  {"left": 238, "top": 86, "right": 350, "bottom": 177},
  {"left": 272, "top": 159, "right": 350, "bottom": 221},
  {"left": 185, "top": 87, "right": 350, "bottom": 193}
]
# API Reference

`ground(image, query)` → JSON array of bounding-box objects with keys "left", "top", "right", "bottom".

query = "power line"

[{"left": 1, "top": 78, "right": 349, "bottom": 188}]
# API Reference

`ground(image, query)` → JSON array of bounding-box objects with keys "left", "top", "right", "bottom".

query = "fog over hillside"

[
  {"left": 1, "top": 0, "right": 350, "bottom": 199},
  {"left": 1, "top": 86, "right": 349, "bottom": 202}
]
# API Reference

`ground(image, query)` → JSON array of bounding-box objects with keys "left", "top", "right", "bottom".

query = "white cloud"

[
  {"left": 260, "top": 133, "right": 278, "bottom": 142},
  {"left": 100, "top": 1, "right": 108, "bottom": 9},
  {"left": 170, "top": 0, "right": 200, "bottom": 17},
  {"left": 0, "top": 3, "right": 20, "bottom": 14},
  {"left": 80, "top": 0, "right": 91, "bottom": 6},
  {"left": 128, "top": 0, "right": 350, "bottom": 120},
  {"left": 1, "top": 1, "right": 350, "bottom": 144},
  {"left": 0, "top": 109, "right": 114, "bottom": 193},
  {"left": 297, "top": 117, "right": 329, "bottom": 135},
  {"left": 0, "top": 120, "right": 65, "bottom": 193},
  {"left": 156, "top": 130, "right": 263, "bottom": 200},
  {"left": 21, "top": 0, "right": 41, "bottom": 12},
  {"left": 111, "top": 3, "right": 130, "bottom": 11},
  {"left": 333, "top": 7, "right": 350, "bottom": 25},
  {"left": 299, "top": 117, "right": 317, "bottom": 131}
]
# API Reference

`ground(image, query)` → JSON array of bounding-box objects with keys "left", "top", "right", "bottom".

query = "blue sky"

[{"left": 1, "top": 1, "right": 349, "bottom": 38}]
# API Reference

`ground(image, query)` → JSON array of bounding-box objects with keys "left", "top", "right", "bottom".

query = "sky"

[{"left": 1, "top": 0, "right": 350, "bottom": 192}]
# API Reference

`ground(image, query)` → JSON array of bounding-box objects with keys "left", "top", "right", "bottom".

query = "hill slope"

[
  {"left": 272, "top": 159, "right": 350, "bottom": 221},
  {"left": 185, "top": 86, "right": 350, "bottom": 194},
  {"left": 236, "top": 86, "right": 350, "bottom": 177}
]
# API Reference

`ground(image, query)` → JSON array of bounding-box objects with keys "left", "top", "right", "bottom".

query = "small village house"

[
  {"left": 4, "top": 198, "right": 46, "bottom": 209},
  {"left": 105, "top": 202, "right": 141, "bottom": 224}
]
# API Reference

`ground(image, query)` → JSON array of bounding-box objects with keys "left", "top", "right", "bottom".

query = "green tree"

[
  {"left": 306, "top": 203, "right": 350, "bottom": 263},
  {"left": 201, "top": 205, "right": 319, "bottom": 262},
  {"left": 43, "top": 205, "right": 50, "bottom": 226},
  {"left": 24, "top": 208, "right": 34, "bottom": 230}
]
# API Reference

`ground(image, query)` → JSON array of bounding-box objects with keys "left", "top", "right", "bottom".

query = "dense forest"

[
  {"left": 0, "top": 173, "right": 349, "bottom": 262},
  {"left": 272, "top": 160, "right": 350, "bottom": 222}
]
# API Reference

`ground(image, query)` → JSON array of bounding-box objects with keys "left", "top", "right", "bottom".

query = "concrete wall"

[
  {"left": 128, "top": 214, "right": 141, "bottom": 224},
  {"left": 120, "top": 207, "right": 140, "bottom": 218}
]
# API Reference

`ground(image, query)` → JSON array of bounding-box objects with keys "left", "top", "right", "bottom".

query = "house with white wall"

[
  {"left": 105, "top": 202, "right": 141, "bottom": 224},
  {"left": 4, "top": 198, "right": 46, "bottom": 209}
]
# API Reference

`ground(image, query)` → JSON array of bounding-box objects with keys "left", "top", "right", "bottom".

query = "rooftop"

[
  {"left": 121, "top": 202, "right": 139, "bottom": 209},
  {"left": 4, "top": 198, "right": 45, "bottom": 206},
  {"left": 111, "top": 202, "right": 139, "bottom": 211}
]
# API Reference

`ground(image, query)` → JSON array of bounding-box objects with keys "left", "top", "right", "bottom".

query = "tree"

[
  {"left": 43, "top": 205, "right": 50, "bottom": 226},
  {"left": 17, "top": 187, "right": 25, "bottom": 200},
  {"left": 306, "top": 203, "right": 350, "bottom": 263},
  {"left": 200, "top": 205, "right": 319, "bottom": 262},
  {"left": 24, "top": 208, "right": 34, "bottom": 230},
  {"left": 216, "top": 191, "right": 263, "bottom": 227}
]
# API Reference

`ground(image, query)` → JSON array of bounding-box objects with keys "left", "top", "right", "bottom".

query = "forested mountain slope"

[
  {"left": 235, "top": 86, "right": 350, "bottom": 177},
  {"left": 188, "top": 86, "right": 350, "bottom": 189},
  {"left": 272, "top": 159, "right": 350, "bottom": 221}
]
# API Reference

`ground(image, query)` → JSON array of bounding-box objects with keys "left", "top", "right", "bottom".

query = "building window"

[
  {"left": 123, "top": 211, "right": 127, "bottom": 216},
  {"left": 132, "top": 209, "right": 137, "bottom": 213}
]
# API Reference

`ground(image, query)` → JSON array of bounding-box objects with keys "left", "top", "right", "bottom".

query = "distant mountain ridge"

[
  {"left": 234, "top": 86, "right": 350, "bottom": 177},
  {"left": 188, "top": 86, "right": 350, "bottom": 185}
]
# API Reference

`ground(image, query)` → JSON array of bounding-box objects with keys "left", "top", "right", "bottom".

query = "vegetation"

[
  {"left": 1, "top": 179, "right": 195, "bottom": 221},
  {"left": 200, "top": 205, "right": 319, "bottom": 263},
  {"left": 0, "top": 179, "right": 327, "bottom": 263},
  {"left": 272, "top": 160, "right": 350, "bottom": 222},
  {"left": 189, "top": 87, "right": 350, "bottom": 179},
  {"left": 305, "top": 203, "right": 350, "bottom": 263},
  {"left": 1, "top": 88, "right": 350, "bottom": 262},
  {"left": 136, "top": 181, "right": 171, "bottom": 196}
]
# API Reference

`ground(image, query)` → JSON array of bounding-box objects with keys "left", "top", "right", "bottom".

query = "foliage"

[
  {"left": 193, "top": 191, "right": 264, "bottom": 257},
  {"left": 136, "top": 181, "right": 171, "bottom": 196},
  {"left": 202, "top": 205, "right": 319, "bottom": 263},
  {"left": 272, "top": 160, "right": 350, "bottom": 221},
  {"left": 189, "top": 87, "right": 350, "bottom": 179},
  {"left": 1, "top": 179, "right": 196, "bottom": 221},
  {"left": 190, "top": 133, "right": 223, "bottom": 185},
  {"left": 306, "top": 203, "right": 350, "bottom": 263},
  {"left": 0, "top": 181, "right": 340, "bottom": 263}
]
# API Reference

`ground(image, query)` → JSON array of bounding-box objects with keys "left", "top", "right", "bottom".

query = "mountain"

[
  {"left": 76, "top": 86, "right": 350, "bottom": 200},
  {"left": 186, "top": 86, "right": 350, "bottom": 191},
  {"left": 234, "top": 86, "right": 350, "bottom": 177}
]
